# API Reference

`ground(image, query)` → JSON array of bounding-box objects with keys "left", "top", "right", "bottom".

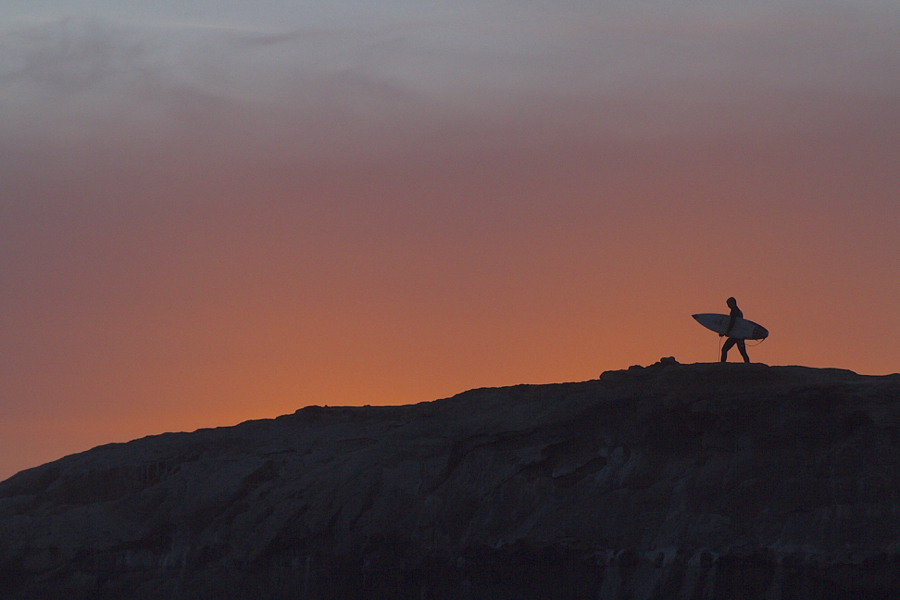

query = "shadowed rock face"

[{"left": 2, "top": 361, "right": 900, "bottom": 599}]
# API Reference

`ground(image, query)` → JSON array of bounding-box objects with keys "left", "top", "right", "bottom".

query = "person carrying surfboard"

[{"left": 720, "top": 297, "right": 751, "bottom": 363}]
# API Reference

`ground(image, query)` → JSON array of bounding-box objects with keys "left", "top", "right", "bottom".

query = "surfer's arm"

[{"left": 724, "top": 314, "right": 737, "bottom": 337}]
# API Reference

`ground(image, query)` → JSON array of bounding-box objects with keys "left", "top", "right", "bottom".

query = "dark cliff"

[{"left": 2, "top": 361, "right": 900, "bottom": 599}]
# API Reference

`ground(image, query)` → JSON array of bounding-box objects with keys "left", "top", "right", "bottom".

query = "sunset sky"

[{"left": 2, "top": 0, "right": 898, "bottom": 480}]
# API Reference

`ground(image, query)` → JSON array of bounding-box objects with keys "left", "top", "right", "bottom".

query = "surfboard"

[{"left": 692, "top": 313, "right": 769, "bottom": 340}]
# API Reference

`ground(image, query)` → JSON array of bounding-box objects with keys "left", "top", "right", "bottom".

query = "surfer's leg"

[
  {"left": 721, "top": 338, "right": 736, "bottom": 362},
  {"left": 737, "top": 340, "right": 750, "bottom": 363}
]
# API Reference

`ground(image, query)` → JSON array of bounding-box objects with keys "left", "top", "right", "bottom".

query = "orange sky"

[{"left": 1, "top": 3, "right": 899, "bottom": 480}]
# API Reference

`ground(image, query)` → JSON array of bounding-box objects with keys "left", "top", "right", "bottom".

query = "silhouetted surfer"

[{"left": 720, "top": 297, "right": 751, "bottom": 363}]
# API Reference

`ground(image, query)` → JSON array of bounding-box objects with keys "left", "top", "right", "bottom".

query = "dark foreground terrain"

[{"left": 2, "top": 360, "right": 900, "bottom": 599}]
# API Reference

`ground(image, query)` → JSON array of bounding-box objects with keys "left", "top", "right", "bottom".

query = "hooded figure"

[{"left": 721, "top": 297, "right": 751, "bottom": 363}]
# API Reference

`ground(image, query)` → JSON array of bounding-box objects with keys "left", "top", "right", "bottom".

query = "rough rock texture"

[{"left": 2, "top": 361, "right": 900, "bottom": 599}]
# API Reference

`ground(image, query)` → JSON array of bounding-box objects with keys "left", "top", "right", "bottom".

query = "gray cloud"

[{"left": 3, "top": 4, "right": 898, "bottom": 123}]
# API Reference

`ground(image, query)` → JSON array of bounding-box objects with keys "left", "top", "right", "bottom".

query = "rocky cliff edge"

[{"left": 2, "top": 360, "right": 900, "bottom": 599}]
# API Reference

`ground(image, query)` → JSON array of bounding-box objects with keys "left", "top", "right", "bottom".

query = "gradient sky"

[{"left": 1, "top": 0, "right": 898, "bottom": 480}]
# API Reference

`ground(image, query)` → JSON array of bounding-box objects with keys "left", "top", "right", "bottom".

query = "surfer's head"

[{"left": 726, "top": 297, "right": 737, "bottom": 308}]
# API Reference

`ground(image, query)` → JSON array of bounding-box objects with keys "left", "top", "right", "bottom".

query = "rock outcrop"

[{"left": 2, "top": 361, "right": 900, "bottom": 599}]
